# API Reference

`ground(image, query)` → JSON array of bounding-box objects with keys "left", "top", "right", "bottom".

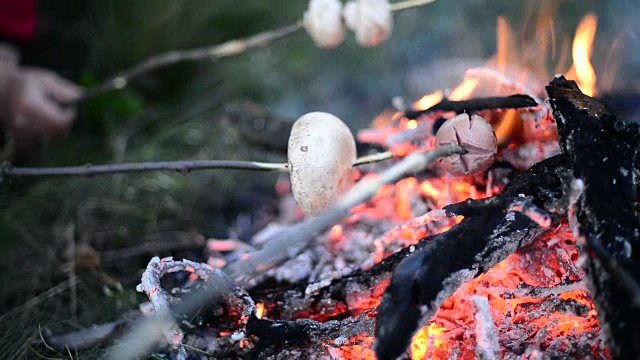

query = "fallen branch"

[
  {"left": 0, "top": 151, "right": 392, "bottom": 179},
  {"left": 403, "top": 94, "right": 538, "bottom": 119}
]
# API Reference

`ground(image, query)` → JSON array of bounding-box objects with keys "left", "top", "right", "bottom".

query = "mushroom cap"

[
  {"left": 435, "top": 114, "right": 497, "bottom": 176},
  {"left": 343, "top": 0, "right": 393, "bottom": 48},
  {"left": 288, "top": 112, "right": 357, "bottom": 216},
  {"left": 303, "top": 0, "right": 346, "bottom": 49}
]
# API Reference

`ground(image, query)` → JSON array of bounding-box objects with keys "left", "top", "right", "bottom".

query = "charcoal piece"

[
  {"left": 374, "top": 155, "right": 571, "bottom": 360},
  {"left": 403, "top": 94, "right": 538, "bottom": 119},
  {"left": 546, "top": 75, "right": 640, "bottom": 359},
  {"left": 246, "top": 313, "right": 375, "bottom": 359}
]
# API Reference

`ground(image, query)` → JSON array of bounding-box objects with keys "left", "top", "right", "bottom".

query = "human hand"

[{"left": 0, "top": 66, "right": 83, "bottom": 140}]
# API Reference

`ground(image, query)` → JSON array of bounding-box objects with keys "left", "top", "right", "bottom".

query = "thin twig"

[
  {"left": 1, "top": 160, "right": 288, "bottom": 178},
  {"left": 390, "top": 0, "right": 436, "bottom": 12},
  {"left": 71, "top": 22, "right": 303, "bottom": 104},
  {"left": 1, "top": 152, "right": 393, "bottom": 179},
  {"left": 353, "top": 151, "right": 393, "bottom": 166},
  {"left": 403, "top": 94, "right": 538, "bottom": 119}
]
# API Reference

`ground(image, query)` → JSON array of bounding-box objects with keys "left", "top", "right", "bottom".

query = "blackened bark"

[
  {"left": 546, "top": 75, "right": 640, "bottom": 359},
  {"left": 374, "top": 155, "right": 571, "bottom": 360}
]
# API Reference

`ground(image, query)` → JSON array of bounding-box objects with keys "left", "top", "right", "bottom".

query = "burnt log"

[
  {"left": 546, "top": 75, "right": 640, "bottom": 359},
  {"left": 403, "top": 94, "right": 538, "bottom": 119},
  {"left": 370, "top": 155, "right": 572, "bottom": 359}
]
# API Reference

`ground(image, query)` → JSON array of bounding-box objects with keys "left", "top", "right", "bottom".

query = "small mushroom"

[
  {"left": 435, "top": 113, "right": 497, "bottom": 176},
  {"left": 343, "top": 0, "right": 393, "bottom": 48},
  {"left": 303, "top": 0, "right": 346, "bottom": 49},
  {"left": 288, "top": 112, "right": 357, "bottom": 216}
]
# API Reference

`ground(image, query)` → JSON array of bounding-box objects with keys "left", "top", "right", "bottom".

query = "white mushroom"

[
  {"left": 288, "top": 112, "right": 357, "bottom": 216},
  {"left": 303, "top": 0, "right": 346, "bottom": 49},
  {"left": 435, "top": 113, "right": 497, "bottom": 176},
  {"left": 343, "top": 0, "right": 393, "bottom": 48}
]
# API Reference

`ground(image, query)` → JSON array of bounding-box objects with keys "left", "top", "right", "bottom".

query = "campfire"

[
  {"left": 140, "top": 13, "right": 635, "bottom": 360},
  {"left": 42, "top": 10, "right": 639, "bottom": 360}
]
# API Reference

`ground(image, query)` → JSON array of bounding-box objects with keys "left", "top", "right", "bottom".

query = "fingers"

[
  {"left": 7, "top": 69, "right": 83, "bottom": 139},
  {"left": 31, "top": 69, "right": 83, "bottom": 104}
]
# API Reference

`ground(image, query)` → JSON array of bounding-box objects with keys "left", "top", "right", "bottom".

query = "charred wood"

[
  {"left": 374, "top": 155, "right": 571, "bottom": 360},
  {"left": 403, "top": 94, "right": 538, "bottom": 119},
  {"left": 546, "top": 75, "right": 640, "bottom": 359}
]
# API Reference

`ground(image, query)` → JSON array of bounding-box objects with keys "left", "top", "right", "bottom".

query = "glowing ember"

[
  {"left": 394, "top": 177, "right": 418, "bottom": 222},
  {"left": 329, "top": 224, "right": 344, "bottom": 242},
  {"left": 330, "top": 335, "right": 376, "bottom": 360},
  {"left": 410, "top": 323, "right": 447, "bottom": 360},
  {"left": 256, "top": 302, "right": 266, "bottom": 319},
  {"left": 401, "top": 223, "right": 602, "bottom": 359}
]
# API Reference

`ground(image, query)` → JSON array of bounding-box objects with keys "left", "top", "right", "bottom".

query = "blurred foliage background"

[{"left": 1, "top": 0, "right": 637, "bottom": 358}]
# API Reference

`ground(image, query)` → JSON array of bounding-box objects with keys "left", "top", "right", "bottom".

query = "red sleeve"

[{"left": 0, "top": 0, "right": 36, "bottom": 45}]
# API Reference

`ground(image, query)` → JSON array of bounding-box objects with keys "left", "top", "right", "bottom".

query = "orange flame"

[
  {"left": 495, "top": 109, "right": 520, "bottom": 145},
  {"left": 448, "top": 78, "right": 479, "bottom": 101},
  {"left": 571, "top": 13, "right": 598, "bottom": 96},
  {"left": 413, "top": 90, "right": 444, "bottom": 111},
  {"left": 496, "top": 16, "right": 516, "bottom": 74}
]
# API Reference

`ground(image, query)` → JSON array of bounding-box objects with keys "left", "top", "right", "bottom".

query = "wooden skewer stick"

[{"left": 0, "top": 151, "right": 394, "bottom": 179}]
